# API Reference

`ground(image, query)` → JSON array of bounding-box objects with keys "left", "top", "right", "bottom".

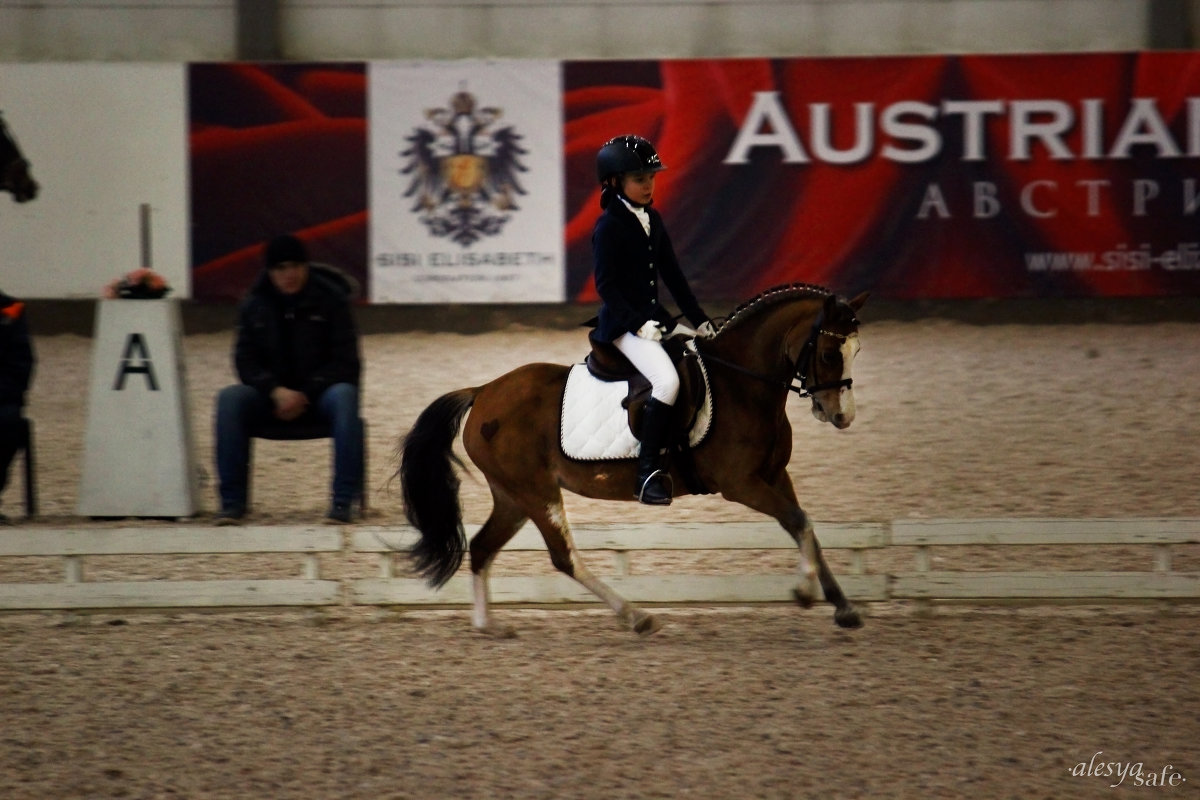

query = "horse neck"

[{"left": 707, "top": 296, "right": 825, "bottom": 380}]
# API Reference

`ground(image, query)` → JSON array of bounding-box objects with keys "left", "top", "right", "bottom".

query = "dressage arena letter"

[
  {"left": 113, "top": 332, "right": 159, "bottom": 391},
  {"left": 77, "top": 300, "right": 199, "bottom": 517}
]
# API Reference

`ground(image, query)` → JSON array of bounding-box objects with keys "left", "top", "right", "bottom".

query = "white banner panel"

[{"left": 369, "top": 60, "right": 564, "bottom": 303}]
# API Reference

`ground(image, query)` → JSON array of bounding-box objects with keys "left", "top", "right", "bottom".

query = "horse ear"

[{"left": 848, "top": 292, "right": 869, "bottom": 312}]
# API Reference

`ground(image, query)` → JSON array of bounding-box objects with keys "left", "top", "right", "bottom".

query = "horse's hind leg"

[
  {"left": 532, "top": 498, "right": 660, "bottom": 635},
  {"left": 467, "top": 488, "right": 527, "bottom": 638}
]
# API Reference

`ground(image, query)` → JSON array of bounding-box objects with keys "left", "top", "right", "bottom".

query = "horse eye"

[{"left": 820, "top": 351, "right": 838, "bottom": 365}]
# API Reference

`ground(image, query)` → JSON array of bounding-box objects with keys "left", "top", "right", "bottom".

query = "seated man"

[
  {"left": 0, "top": 290, "right": 33, "bottom": 522},
  {"left": 214, "top": 234, "right": 363, "bottom": 525}
]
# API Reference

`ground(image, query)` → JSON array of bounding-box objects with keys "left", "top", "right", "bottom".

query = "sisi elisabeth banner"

[
  {"left": 564, "top": 54, "right": 1200, "bottom": 301},
  {"left": 369, "top": 60, "right": 565, "bottom": 303}
]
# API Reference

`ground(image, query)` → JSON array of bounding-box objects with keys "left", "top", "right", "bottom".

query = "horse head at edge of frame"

[{"left": 0, "top": 112, "right": 39, "bottom": 203}]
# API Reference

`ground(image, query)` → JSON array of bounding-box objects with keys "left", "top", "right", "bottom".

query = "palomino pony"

[
  {"left": 0, "top": 112, "right": 38, "bottom": 203},
  {"left": 399, "top": 283, "right": 868, "bottom": 636}
]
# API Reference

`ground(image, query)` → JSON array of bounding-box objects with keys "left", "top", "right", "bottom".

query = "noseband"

[
  {"left": 699, "top": 311, "right": 855, "bottom": 398},
  {"left": 792, "top": 320, "right": 854, "bottom": 396}
]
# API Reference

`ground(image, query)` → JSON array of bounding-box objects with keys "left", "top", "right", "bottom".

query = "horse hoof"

[
  {"left": 835, "top": 606, "right": 864, "bottom": 629},
  {"left": 475, "top": 622, "right": 517, "bottom": 639},
  {"left": 792, "top": 588, "right": 815, "bottom": 609},
  {"left": 631, "top": 611, "right": 661, "bottom": 636}
]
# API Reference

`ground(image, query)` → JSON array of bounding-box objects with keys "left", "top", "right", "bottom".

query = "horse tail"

[{"left": 399, "top": 387, "right": 478, "bottom": 588}]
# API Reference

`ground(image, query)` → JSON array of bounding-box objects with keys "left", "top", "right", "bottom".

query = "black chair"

[{"left": 247, "top": 416, "right": 368, "bottom": 512}]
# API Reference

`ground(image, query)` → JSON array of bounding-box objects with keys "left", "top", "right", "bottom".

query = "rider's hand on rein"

[{"left": 636, "top": 320, "right": 665, "bottom": 341}]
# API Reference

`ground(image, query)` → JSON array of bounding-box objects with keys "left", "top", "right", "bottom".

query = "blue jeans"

[{"left": 214, "top": 383, "right": 362, "bottom": 511}]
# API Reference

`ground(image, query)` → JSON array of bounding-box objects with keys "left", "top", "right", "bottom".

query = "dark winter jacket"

[
  {"left": 0, "top": 292, "right": 34, "bottom": 408},
  {"left": 592, "top": 198, "right": 709, "bottom": 342},
  {"left": 234, "top": 265, "right": 360, "bottom": 403}
]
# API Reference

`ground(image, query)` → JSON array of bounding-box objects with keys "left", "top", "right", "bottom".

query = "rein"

[{"left": 697, "top": 313, "right": 853, "bottom": 398}]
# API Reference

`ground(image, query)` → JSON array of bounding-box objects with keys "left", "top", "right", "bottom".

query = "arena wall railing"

[{"left": 0, "top": 519, "right": 1196, "bottom": 614}]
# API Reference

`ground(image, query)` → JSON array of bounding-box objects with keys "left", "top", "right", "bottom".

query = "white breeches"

[{"left": 613, "top": 332, "right": 679, "bottom": 405}]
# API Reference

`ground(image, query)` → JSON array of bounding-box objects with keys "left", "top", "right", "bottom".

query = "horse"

[
  {"left": 0, "top": 112, "right": 38, "bottom": 203},
  {"left": 398, "top": 283, "right": 869, "bottom": 636}
]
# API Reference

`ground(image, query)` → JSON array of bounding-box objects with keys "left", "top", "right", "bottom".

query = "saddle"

[{"left": 584, "top": 329, "right": 707, "bottom": 446}]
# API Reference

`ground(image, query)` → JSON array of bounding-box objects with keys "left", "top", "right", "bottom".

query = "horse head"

[
  {"left": 792, "top": 291, "right": 868, "bottom": 430},
  {"left": 0, "top": 114, "right": 38, "bottom": 203},
  {"left": 706, "top": 284, "right": 868, "bottom": 430}
]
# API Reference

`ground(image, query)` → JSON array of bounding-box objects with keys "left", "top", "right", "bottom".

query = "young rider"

[{"left": 591, "top": 134, "right": 716, "bottom": 505}]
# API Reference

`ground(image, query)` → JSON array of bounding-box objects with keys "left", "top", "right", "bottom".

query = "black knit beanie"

[{"left": 264, "top": 234, "right": 309, "bottom": 268}]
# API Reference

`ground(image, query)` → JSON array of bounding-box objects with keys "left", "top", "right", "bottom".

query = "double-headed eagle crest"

[{"left": 400, "top": 89, "right": 529, "bottom": 246}]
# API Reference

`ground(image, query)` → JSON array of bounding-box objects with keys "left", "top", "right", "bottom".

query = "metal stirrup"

[{"left": 638, "top": 469, "right": 672, "bottom": 502}]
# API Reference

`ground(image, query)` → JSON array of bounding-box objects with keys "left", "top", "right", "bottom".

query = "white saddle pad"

[{"left": 560, "top": 343, "right": 712, "bottom": 461}]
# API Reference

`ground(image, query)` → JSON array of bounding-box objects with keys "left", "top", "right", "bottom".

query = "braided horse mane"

[{"left": 712, "top": 282, "right": 834, "bottom": 338}]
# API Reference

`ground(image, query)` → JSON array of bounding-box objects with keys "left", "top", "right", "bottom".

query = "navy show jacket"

[{"left": 592, "top": 198, "right": 709, "bottom": 342}]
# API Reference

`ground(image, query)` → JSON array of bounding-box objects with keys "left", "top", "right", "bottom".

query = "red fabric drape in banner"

[
  {"left": 189, "top": 63, "right": 368, "bottom": 303},
  {"left": 564, "top": 55, "right": 1200, "bottom": 302}
]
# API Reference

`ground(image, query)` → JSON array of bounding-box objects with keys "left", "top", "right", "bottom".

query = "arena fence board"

[
  {"left": 890, "top": 518, "right": 1200, "bottom": 603},
  {"left": 0, "top": 519, "right": 1196, "bottom": 612},
  {"left": 0, "top": 527, "right": 342, "bottom": 610}
]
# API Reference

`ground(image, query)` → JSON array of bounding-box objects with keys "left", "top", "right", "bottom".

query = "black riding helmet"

[
  {"left": 596, "top": 134, "right": 666, "bottom": 183},
  {"left": 596, "top": 135, "right": 665, "bottom": 208}
]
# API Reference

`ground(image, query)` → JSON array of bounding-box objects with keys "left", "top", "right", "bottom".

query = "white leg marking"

[
  {"left": 472, "top": 562, "right": 491, "bottom": 630},
  {"left": 545, "top": 502, "right": 654, "bottom": 631},
  {"left": 796, "top": 528, "right": 820, "bottom": 601}
]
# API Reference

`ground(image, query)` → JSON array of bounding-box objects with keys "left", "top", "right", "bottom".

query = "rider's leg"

[{"left": 613, "top": 333, "right": 679, "bottom": 505}]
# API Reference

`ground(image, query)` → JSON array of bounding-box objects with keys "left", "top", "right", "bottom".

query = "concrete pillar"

[
  {"left": 237, "top": 0, "right": 281, "bottom": 60},
  {"left": 1148, "top": 0, "right": 1195, "bottom": 49}
]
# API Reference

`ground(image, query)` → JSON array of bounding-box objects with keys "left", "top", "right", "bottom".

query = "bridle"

[{"left": 696, "top": 311, "right": 855, "bottom": 398}]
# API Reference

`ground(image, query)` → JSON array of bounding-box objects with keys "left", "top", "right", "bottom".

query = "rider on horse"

[{"left": 591, "top": 135, "right": 716, "bottom": 505}]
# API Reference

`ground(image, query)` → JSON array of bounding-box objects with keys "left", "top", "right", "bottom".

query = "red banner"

[
  {"left": 189, "top": 63, "right": 368, "bottom": 303},
  {"left": 565, "top": 54, "right": 1200, "bottom": 301}
]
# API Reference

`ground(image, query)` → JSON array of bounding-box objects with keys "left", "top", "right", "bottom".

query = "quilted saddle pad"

[{"left": 559, "top": 348, "right": 712, "bottom": 461}]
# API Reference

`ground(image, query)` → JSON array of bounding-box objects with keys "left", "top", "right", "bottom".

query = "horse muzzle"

[
  {"left": 811, "top": 393, "right": 855, "bottom": 429},
  {"left": 13, "top": 177, "right": 38, "bottom": 202}
]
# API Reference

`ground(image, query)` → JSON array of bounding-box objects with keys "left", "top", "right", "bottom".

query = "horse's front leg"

[
  {"left": 811, "top": 536, "right": 863, "bottom": 629},
  {"left": 721, "top": 475, "right": 863, "bottom": 629}
]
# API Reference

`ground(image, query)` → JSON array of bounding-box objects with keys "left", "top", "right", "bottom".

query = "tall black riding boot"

[{"left": 635, "top": 397, "right": 674, "bottom": 505}]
